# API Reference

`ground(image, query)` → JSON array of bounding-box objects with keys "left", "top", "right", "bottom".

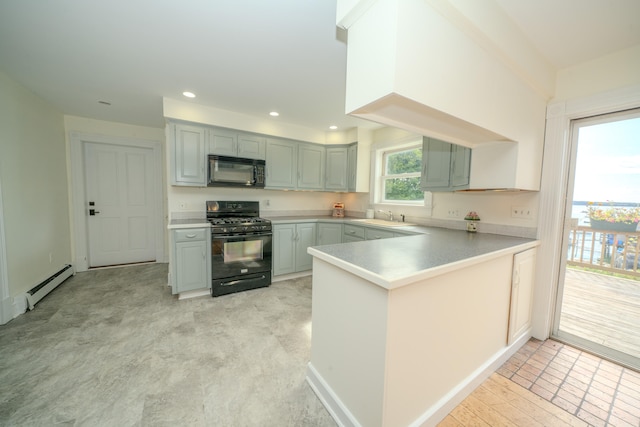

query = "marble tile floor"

[{"left": 0, "top": 263, "right": 336, "bottom": 426}]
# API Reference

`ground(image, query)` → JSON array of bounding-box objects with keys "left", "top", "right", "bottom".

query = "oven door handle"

[{"left": 220, "top": 275, "right": 267, "bottom": 287}]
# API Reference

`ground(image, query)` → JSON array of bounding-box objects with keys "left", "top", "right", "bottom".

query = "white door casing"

[
  {"left": 0, "top": 173, "right": 11, "bottom": 324},
  {"left": 85, "top": 142, "right": 155, "bottom": 267},
  {"left": 534, "top": 84, "right": 640, "bottom": 340},
  {"left": 70, "top": 133, "right": 165, "bottom": 271}
]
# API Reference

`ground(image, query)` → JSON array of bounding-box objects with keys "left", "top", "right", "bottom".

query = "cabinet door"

[
  {"left": 209, "top": 128, "right": 237, "bottom": 157},
  {"left": 451, "top": 144, "right": 471, "bottom": 189},
  {"left": 273, "top": 224, "right": 296, "bottom": 276},
  {"left": 174, "top": 124, "right": 206, "bottom": 186},
  {"left": 347, "top": 143, "right": 357, "bottom": 192},
  {"left": 295, "top": 223, "right": 317, "bottom": 272},
  {"left": 298, "top": 144, "right": 325, "bottom": 190},
  {"left": 325, "top": 146, "right": 348, "bottom": 191},
  {"left": 508, "top": 248, "right": 537, "bottom": 344},
  {"left": 175, "top": 240, "right": 208, "bottom": 293},
  {"left": 317, "top": 223, "right": 343, "bottom": 245},
  {"left": 266, "top": 139, "right": 297, "bottom": 189},
  {"left": 421, "top": 137, "right": 451, "bottom": 190},
  {"left": 237, "top": 133, "right": 266, "bottom": 160}
]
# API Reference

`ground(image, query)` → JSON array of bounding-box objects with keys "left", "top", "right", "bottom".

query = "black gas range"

[{"left": 206, "top": 201, "right": 272, "bottom": 297}]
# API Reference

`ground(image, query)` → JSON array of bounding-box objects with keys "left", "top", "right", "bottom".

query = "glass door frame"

[{"left": 551, "top": 108, "right": 640, "bottom": 370}]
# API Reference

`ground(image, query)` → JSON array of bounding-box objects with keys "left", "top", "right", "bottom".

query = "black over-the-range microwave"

[{"left": 207, "top": 155, "right": 266, "bottom": 188}]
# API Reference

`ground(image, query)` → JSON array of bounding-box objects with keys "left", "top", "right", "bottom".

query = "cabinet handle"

[{"left": 186, "top": 233, "right": 197, "bottom": 238}]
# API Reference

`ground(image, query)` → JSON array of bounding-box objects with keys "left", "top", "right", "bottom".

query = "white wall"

[
  {"left": 369, "top": 127, "right": 540, "bottom": 233},
  {"left": 555, "top": 44, "right": 640, "bottom": 101},
  {"left": 0, "top": 71, "right": 71, "bottom": 300}
]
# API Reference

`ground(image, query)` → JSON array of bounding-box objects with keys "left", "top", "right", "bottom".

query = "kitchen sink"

[{"left": 353, "top": 219, "right": 415, "bottom": 227}]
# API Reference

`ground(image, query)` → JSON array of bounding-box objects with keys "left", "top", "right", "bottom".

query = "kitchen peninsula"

[{"left": 306, "top": 229, "right": 539, "bottom": 427}]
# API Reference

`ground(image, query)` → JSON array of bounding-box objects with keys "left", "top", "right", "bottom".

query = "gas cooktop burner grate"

[{"left": 208, "top": 217, "right": 270, "bottom": 226}]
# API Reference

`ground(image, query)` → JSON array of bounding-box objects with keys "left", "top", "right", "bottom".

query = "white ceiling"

[{"left": 0, "top": 0, "right": 638, "bottom": 131}]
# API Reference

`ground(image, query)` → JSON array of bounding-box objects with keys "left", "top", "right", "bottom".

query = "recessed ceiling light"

[
  {"left": 183, "top": 91, "right": 196, "bottom": 98},
  {"left": 329, "top": 125, "right": 338, "bottom": 130},
  {"left": 269, "top": 111, "right": 279, "bottom": 117}
]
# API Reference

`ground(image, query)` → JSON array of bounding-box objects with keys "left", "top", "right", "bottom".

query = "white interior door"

[{"left": 84, "top": 142, "right": 156, "bottom": 267}]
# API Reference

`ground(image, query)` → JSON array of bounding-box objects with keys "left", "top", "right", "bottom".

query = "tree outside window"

[{"left": 382, "top": 146, "right": 424, "bottom": 202}]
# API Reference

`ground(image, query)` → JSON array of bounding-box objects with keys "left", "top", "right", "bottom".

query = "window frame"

[{"left": 376, "top": 142, "right": 425, "bottom": 206}]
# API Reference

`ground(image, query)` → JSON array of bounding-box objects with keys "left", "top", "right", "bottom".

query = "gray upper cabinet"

[
  {"left": 237, "top": 133, "right": 266, "bottom": 160},
  {"left": 450, "top": 143, "right": 471, "bottom": 188},
  {"left": 172, "top": 123, "right": 207, "bottom": 186},
  {"left": 298, "top": 143, "right": 325, "bottom": 190},
  {"left": 209, "top": 128, "right": 237, "bottom": 157},
  {"left": 347, "top": 143, "right": 357, "bottom": 192},
  {"left": 325, "top": 146, "right": 349, "bottom": 191},
  {"left": 421, "top": 137, "right": 470, "bottom": 191},
  {"left": 266, "top": 138, "right": 297, "bottom": 189},
  {"left": 210, "top": 128, "right": 266, "bottom": 160}
]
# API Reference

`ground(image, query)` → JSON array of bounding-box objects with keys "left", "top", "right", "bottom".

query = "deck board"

[{"left": 559, "top": 268, "right": 640, "bottom": 359}]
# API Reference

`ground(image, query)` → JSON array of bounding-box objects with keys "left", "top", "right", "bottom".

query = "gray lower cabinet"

[
  {"left": 171, "top": 228, "right": 211, "bottom": 294},
  {"left": 317, "top": 223, "right": 343, "bottom": 245},
  {"left": 273, "top": 223, "right": 317, "bottom": 276},
  {"left": 343, "top": 224, "right": 365, "bottom": 242},
  {"left": 365, "top": 227, "right": 395, "bottom": 240}
]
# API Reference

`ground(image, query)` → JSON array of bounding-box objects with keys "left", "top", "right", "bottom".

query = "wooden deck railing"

[{"left": 567, "top": 225, "right": 640, "bottom": 277}]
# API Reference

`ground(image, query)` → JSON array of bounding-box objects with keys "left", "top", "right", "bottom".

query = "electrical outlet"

[
  {"left": 511, "top": 206, "right": 533, "bottom": 219},
  {"left": 447, "top": 209, "right": 460, "bottom": 218}
]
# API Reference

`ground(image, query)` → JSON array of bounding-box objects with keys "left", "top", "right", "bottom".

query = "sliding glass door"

[{"left": 553, "top": 108, "right": 640, "bottom": 370}]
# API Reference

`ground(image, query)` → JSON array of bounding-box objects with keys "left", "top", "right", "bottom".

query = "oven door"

[{"left": 211, "top": 232, "right": 272, "bottom": 280}]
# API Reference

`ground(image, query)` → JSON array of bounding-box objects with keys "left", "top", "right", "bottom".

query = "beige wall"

[{"left": 0, "top": 71, "right": 71, "bottom": 298}]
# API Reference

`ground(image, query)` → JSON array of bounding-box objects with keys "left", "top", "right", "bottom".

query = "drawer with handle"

[
  {"left": 343, "top": 224, "right": 365, "bottom": 239},
  {"left": 365, "top": 228, "right": 395, "bottom": 240},
  {"left": 174, "top": 228, "right": 207, "bottom": 242}
]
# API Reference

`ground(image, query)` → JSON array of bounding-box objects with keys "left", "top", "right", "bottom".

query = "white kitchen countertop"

[{"left": 168, "top": 219, "right": 210, "bottom": 229}]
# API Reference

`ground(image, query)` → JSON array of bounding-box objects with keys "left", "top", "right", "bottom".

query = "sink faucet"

[{"left": 377, "top": 210, "right": 394, "bottom": 221}]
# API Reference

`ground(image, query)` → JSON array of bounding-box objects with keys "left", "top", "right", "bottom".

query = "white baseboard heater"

[{"left": 26, "top": 264, "right": 74, "bottom": 310}]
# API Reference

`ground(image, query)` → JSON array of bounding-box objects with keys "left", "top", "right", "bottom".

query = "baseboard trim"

[
  {"left": 1, "top": 297, "right": 12, "bottom": 324},
  {"left": 306, "top": 334, "right": 531, "bottom": 427},
  {"left": 411, "top": 333, "right": 531, "bottom": 427},
  {"left": 306, "top": 363, "right": 361, "bottom": 427}
]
